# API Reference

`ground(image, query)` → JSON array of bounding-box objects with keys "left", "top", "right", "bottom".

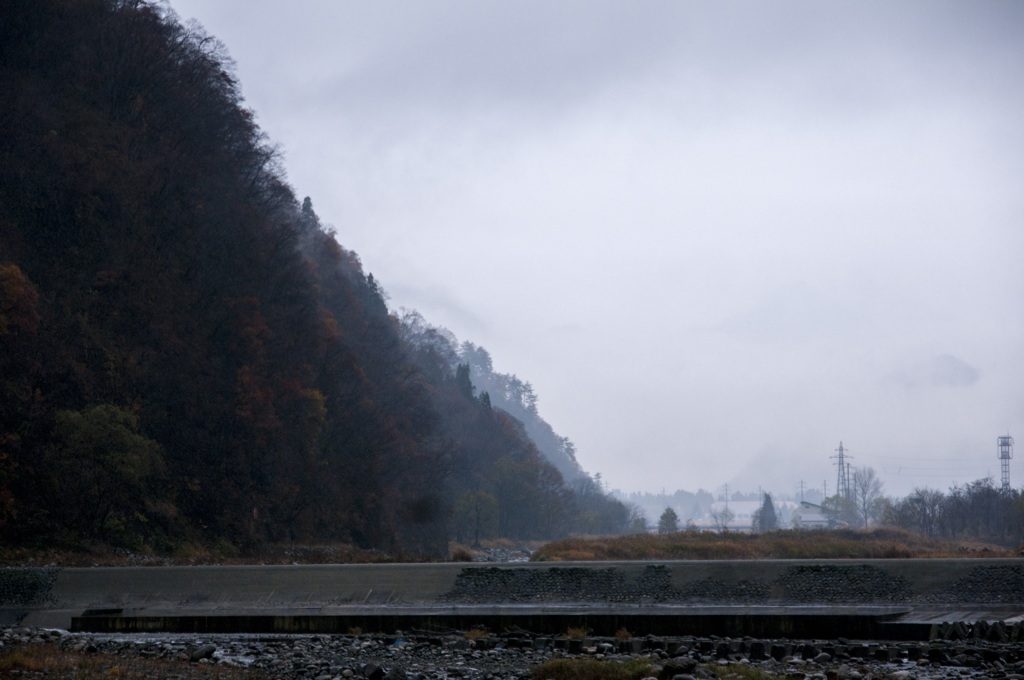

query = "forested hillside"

[{"left": 0, "top": 0, "right": 629, "bottom": 556}]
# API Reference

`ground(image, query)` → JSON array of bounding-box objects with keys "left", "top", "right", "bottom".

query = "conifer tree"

[
  {"left": 658, "top": 506, "right": 679, "bottom": 534},
  {"left": 755, "top": 493, "right": 779, "bottom": 532}
]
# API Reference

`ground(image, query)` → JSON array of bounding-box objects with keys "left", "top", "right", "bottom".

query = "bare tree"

[
  {"left": 908, "top": 487, "right": 945, "bottom": 537},
  {"left": 627, "top": 503, "right": 649, "bottom": 534},
  {"left": 710, "top": 506, "right": 734, "bottom": 532},
  {"left": 822, "top": 494, "right": 858, "bottom": 528},
  {"left": 852, "top": 466, "right": 884, "bottom": 528}
]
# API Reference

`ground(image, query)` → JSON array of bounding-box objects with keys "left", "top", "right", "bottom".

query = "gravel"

[{"left": 3, "top": 626, "right": 1023, "bottom": 680}]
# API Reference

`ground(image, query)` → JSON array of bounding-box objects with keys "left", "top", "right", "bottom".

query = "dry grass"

[
  {"left": 448, "top": 542, "right": 475, "bottom": 562},
  {"left": 703, "top": 664, "right": 783, "bottom": 679},
  {"left": 464, "top": 627, "right": 490, "bottom": 640},
  {"left": 531, "top": 657, "right": 653, "bottom": 680},
  {"left": 3, "top": 529, "right": 1011, "bottom": 567},
  {"left": 0, "top": 644, "right": 269, "bottom": 679},
  {"left": 532, "top": 527, "right": 1015, "bottom": 561},
  {"left": 532, "top": 657, "right": 791, "bottom": 680},
  {"left": 0, "top": 537, "right": 553, "bottom": 568},
  {"left": 0, "top": 542, "right": 408, "bottom": 568}
]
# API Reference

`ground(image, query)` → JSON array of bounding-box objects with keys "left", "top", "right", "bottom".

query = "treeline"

[
  {"left": 880, "top": 479, "right": 1024, "bottom": 547},
  {"left": 811, "top": 471, "right": 1023, "bottom": 547},
  {"left": 0, "top": 0, "right": 629, "bottom": 556}
]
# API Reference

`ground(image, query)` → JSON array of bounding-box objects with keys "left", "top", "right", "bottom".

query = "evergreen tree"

[
  {"left": 755, "top": 493, "right": 779, "bottom": 533},
  {"left": 658, "top": 507, "right": 679, "bottom": 534}
]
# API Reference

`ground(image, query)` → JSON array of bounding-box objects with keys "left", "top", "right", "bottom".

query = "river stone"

[{"left": 660, "top": 657, "right": 697, "bottom": 679}]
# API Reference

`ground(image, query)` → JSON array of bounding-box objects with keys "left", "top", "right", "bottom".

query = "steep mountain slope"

[{"left": 0, "top": 0, "right": 629, "bottom": 555}]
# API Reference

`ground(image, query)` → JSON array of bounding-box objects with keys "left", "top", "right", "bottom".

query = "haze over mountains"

[{"left": 169, "top": 0, "right": 1024, "bottom": 500}]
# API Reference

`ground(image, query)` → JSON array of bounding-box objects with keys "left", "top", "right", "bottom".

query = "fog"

[{"left": 169, "top": 0, "right": 1024, "bottom": 499}]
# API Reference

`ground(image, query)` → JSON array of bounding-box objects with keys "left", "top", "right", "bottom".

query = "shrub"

[{"left": 531, "top": 658, "right": 652, "bottom": 680}]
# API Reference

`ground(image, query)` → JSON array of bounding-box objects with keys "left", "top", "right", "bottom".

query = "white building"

[{"left": 791, "top": 501, "right": 833, "bottom": 529}]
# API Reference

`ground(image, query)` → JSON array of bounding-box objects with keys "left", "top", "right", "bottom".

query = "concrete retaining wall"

[{"left": 2, "top": 559, "right": 1021, "bottom": 637}]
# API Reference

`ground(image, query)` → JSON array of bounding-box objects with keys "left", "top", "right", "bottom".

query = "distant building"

[
  {"left": 688, "top": 499, "right": 799, "bottom": 533},
  {"left": 792, "top": 501, "right": 834, "bottom": 529},
  {"left": 687, "top": 500, "right": 759, "bottom": 532}
]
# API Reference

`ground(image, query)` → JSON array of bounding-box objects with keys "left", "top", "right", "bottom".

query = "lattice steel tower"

[
  {"left": 998, "top": 435, "right": 1013, "bottom": 492},
  {"left": 832, "top": 442, "right": 852, "bottom": 500}
]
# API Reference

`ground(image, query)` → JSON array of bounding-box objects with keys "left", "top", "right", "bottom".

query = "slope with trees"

[
  {"left": 459, "top": 342, "right": 585, "bottom": 482},
  {"left": 399, "top": 313, "right": 631, "bottom": 540},
  {"left": 0, "top": 0, "right": 630, "bottom": 557}
]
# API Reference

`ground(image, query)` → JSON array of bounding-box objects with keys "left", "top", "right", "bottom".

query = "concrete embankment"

[{"left": 2, "top": 559, "right": 1022, "bottom": 639}]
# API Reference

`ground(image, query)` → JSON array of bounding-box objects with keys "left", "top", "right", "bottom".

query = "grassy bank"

[
  {"left": 531, "top": 527, "right": 1015, "bottom": 561},
  {"left": 0, "top": 644, "right": 269, "bottom": 680},
  {"left": 0, "top": 542, "right": 415, "bottom": 568}
]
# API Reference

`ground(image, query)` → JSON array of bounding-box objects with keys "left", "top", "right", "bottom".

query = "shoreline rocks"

[{"left": 3, "top": 626, "right": 1023, "bottom": 680}]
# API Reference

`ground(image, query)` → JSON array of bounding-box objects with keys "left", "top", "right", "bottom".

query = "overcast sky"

[{"left": 170, "top": 0, "right": 1024, "bottom": 499}]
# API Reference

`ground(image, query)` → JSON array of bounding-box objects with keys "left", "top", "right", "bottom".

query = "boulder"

[{"left": 659, "top": 657, "right": 698, "bottom": 679}]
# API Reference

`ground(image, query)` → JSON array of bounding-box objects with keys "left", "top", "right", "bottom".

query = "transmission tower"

[
  {"left": 831, "top": 442, "right": 852, "bottom": 500},
  {"left": 998, "top": 435, "right": 1014, "bottom": 492}
]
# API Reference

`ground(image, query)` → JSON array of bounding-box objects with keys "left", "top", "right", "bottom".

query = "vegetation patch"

[
  {"left": 0, "top": 645, "right": 269, "bottom": 679},
  {"left": 0, "top": 542, "right": 403, "bottom": 568},
  {"left": 531, "top": 657, "right": 653, "bottom": 680},
  {"left": 531, "top": 658, "right": 787, "bottom": 680},
  {"left": 464, "top": 627, "right": 490, "bottom": 640},
  {"left": 533, "top": 527, "right": 1013, "bottom": 561}
]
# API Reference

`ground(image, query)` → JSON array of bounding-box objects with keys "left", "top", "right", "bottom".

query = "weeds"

[
  {"left": 531, "top": 657, "right": 788, "bottom": 680},
  {"left": 531, "top": 658, "right": 653, "bottom": 680},
  {"left": 532, "top": 527, "right": 1013, "bottom": 562},
  {"left": 0, "top": 645, "right": 268, "bottom": 679},
  {"left": 703, "top": 663, "right": 781, "bottom": 678}
]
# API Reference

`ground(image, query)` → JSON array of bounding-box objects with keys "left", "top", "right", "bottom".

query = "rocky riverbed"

[{"left": 3, "top": 626, "right": 1023, "bottom": 679}]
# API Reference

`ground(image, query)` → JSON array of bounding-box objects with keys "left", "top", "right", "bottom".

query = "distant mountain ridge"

[{"left": 459, "top": 342, "right": 586, "bottom": 482}]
